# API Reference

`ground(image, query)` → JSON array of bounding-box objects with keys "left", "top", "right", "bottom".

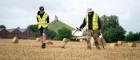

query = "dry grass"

[{"left": 0, "top": 39, "right": 140, "bottom": 60}]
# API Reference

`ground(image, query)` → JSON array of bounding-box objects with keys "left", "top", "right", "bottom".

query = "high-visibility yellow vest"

[
  {"left": 37, "top": 12, "right": 48, "bottom": 29},
  {"left": 85, "top": 13, "right": 99, "bottom": 30}
]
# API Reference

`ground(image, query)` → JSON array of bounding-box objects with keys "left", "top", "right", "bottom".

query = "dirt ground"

[{"left": 0, "top": 39, "right": 139, "bottom": 60}]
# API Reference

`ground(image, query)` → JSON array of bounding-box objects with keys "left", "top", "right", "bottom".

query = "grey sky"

[{"left": 0, "top": 0, "right": 140, "bottom": 32}]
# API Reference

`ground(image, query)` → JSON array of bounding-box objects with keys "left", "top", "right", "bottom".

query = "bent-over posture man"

[{"left": 79, "top": 8, "right": 102, "bottom": 49}]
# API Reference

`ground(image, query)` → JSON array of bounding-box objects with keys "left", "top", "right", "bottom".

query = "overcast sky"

[{"left": 0, "top": 0, "right": 140, "bottom": 32}]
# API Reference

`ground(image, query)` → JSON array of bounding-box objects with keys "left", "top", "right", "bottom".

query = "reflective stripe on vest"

[
  {"left": 85, "top": 13, "right": 98, "bottom": 30},
  {"left": 37, "top": 12, "right": 48, "bottom": 29}
]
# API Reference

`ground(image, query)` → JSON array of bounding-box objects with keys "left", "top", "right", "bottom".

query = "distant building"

[
  {"left": 0, "top": 28, "right": 10, "bottom": 38},
  {"left": 0, "top": 28, "right": 34, "bottom": 39},
  {"left": 21, "top": 29, "right": 34, "bottom": 39}
]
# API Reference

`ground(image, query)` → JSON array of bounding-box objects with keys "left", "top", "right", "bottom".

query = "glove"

[
  {"left": 76, "top": 27, "right": 82, "bottom": 31},
  {"left": 99, "top": 30, "right": 102, "bottom": 33},
  {"left": 98, "top": 29, "right": 102, "bottom": 35},
  {"left": 79, "top": 28, "right": 82, "bottom": 31}
]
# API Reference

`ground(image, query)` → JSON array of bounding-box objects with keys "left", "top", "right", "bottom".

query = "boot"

[{"left": 41, "top": 43, "right": 46, "bottom": 48}]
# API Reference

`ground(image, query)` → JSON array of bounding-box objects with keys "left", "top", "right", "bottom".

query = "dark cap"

[{"left": 39, "top": 6, "right": 44, "bottom": 11}]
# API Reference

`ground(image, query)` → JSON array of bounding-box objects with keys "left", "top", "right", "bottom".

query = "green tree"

[
  {"left": 125, "top": 32, "right": 134, "bottom": 42},
  {"left": 27, "top": 24, "right": 39, "bottom": 38},
  {"left": 46, "top": 29, "right": 57, "bottom": 40},
  {"left": 101, "top": 15, "right": 126, "bottom": 42},
  {"left": 0, "top": 25, "right": 6, "bottom": 29},
  {"left": 57, "top": 27, "right": 72, "bottom": 40},
  {"left": 125, "top": 32, "right": 140, "bottom": 42},
  {"left": 134, "top": 32, "right": 139, "bottom": 41}
]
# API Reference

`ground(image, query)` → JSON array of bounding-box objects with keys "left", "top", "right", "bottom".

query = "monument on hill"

[{"left": 48, "top": 15, "right": 75, "bottom": 33}]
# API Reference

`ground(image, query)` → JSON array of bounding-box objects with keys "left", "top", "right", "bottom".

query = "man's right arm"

[
  {"left": 36, "top": 11, "right": 39, "bottom": 22},
  {"left": 80, "top": 18, "right": 86, "bottom": 30},
  {"left": 36, "top": 16, "right": 39, "bottom": 22}
]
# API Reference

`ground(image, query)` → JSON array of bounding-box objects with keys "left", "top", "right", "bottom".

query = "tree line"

[{"left": 101, "top": 15, "right": 140, "bottom": 42}]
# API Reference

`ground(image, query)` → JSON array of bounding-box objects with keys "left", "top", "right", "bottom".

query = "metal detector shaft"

[{"left": 72, "top": 27, "right": 80, "bottom": 36}]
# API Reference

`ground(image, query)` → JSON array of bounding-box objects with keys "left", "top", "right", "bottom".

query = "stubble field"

[{"left": 0, "top": 39, "right": 139, "bottom": 60}]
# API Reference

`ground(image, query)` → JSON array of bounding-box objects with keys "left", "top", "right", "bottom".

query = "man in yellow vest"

[
  {"left": 36, "top": 6, "right": 49, "bottom": 48},
  {"left": 79, "top": 8, "right": 102, "bottom": 49}
]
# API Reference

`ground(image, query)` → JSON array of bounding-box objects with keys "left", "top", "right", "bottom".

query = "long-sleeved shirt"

[
  {"left": 80, "top": 12, "right": 101, "bottom": 30},
  {"left": 36, "top": 11, "right": 49, "bottom": 23}
]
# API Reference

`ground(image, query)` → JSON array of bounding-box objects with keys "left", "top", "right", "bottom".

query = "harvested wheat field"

[{"left": 0, "top": 39, "right": 140, "bottom": 60}]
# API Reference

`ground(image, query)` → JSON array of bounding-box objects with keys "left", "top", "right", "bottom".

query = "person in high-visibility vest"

[
  {"left": 36, "top": 6, "right": 49, "bottom": 48},
  {"left": 79, "top": 8, "right": 102, "bottom": 49}
]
